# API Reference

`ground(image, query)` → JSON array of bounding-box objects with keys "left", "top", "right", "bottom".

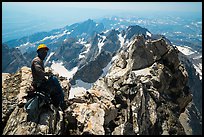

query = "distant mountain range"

[
  {"left": 2, "top": 34, "right": 202, "bottom": 135},
  {"left": 2, "top": 16, "right": 202, "bottom": 135},
  {"left": 2, "top": 17, "right": 202, "bottom": 82}
]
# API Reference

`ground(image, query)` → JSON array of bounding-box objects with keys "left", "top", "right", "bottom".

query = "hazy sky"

[
  {"left": 2, "top": 2, "right": 202, "bottom": 42},
  {"left": 3, "top": 2, "right": 202, "bottom": 26},
  {"left": 3, "top": 2, "right": 202, "bottom": 18},
  {"left": 3, "top": 2, "right": 202, "bottom": 12}
]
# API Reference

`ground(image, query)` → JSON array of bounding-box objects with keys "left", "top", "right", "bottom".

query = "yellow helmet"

[{"left": 37, "top": 44, "right": 49, "bottom": 51}]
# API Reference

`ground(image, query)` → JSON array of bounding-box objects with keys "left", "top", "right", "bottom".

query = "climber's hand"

[{"left": 45, "top": 71, "right": 52, "bottom": 76}]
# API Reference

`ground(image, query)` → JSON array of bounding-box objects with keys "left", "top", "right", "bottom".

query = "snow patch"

[
  {"left": 176, "top": 45, "right": 195, "bottom": 56},
  {"left": 120, "top": 25, "right": 126, "bottom": 29},
  {"left": 17, "top": 42, "right": 35, "bottom": 53},
  {"left": 78, "top": 43, "right": 91, "bottom": 59},
  {"left": 98, "top": 35, "right": 106, "bottom": 54},
  {"left": 133, "top": 67, "right": 151, "bottom": 76},
  {"left": 38, "top": 30, "right": 71, "bottom": 43},
  {"left": 76, "top": 38, "right": 86, "bottom": 44},
  {"left": 193, "top": 64, "right": 202, "bottom": 80},
  {"left": 69, "top": 79, "right": 92, "bottom": 99},
  {"left": 137, "top": 19, "right": 143, "bottom": 24},
  {"left": 193, "top": 54, "right": 202, "bottom": 60},
  {"left": 103, "top": 30, "right": 110, "bottom": 34},
  {"left": 118, "top": 33, "right": 125, "bottom": 47},
  {"left": 69, "top": 87, "right": 86, "bottom": 99},
  {"left": 146, "top": 31, "right": 152, "bottom": 37},
  {"left": 17, "top": 42, "right": 33, "bottom": 48},
  {"left": 51, "top": 61, "right": 78, "bottom": 80},
  {"left": 174, "top": 31, "right": 182, "bottom": 34},
  {"left": 45, "top": 52, "right": 55, "bottom": 65}
]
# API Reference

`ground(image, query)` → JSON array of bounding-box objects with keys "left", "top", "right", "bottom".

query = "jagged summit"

[
  {"left": 2, "top": 44, "right": 30, "bottom": 73},
  {"left": 3, "top": 35, "right": 201, "bottom": 135}
]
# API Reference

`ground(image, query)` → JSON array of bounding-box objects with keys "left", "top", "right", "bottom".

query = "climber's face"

[{"left": 37, "top": 48, "right": 48, "bottom": 60}]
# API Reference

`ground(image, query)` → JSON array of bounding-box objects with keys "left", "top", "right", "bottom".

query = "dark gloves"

[{"left": 45, "top": 71, "right": 53, "bottom": 76}]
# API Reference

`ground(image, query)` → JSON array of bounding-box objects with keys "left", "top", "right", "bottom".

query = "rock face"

[
  {"left": 2, "top": 67, "right": 70, "bottom": 135},
  {"left": 65, "top": 35, "right": 193, "bottom": 135},
  {"left": 177, "top": 52, "right": 202, "bottom": 135},
  {"left": 2, "top": 35, "right": 199, "bottom": 135},
  {"left": 72, "top": 50, "right": 112, "bottom": 83},
  {"left": 2, "top": 44, "right": 30, "bottom": 73}
]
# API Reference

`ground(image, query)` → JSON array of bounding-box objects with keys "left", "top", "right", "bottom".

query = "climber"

[
  {"left": 30, "top": 44, "right": 65, "bottom": 109},
  {"left": 31, "top": 44, "right": 50, "bottom": 88}
]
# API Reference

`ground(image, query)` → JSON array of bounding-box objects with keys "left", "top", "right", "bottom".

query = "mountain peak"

[
  {"left": 3, "top": 34, "right": 199, "bottom": 135},
  {"left": 2, "top": 16, "right": 202, "bottom": 135}
]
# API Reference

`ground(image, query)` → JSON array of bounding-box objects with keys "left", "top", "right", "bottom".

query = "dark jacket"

[
  {"left": 31, "top": 56, "right": 65, "bottom": 109},
  {"left": 31, "top": 56, "right": 47, "bottom": 87}
]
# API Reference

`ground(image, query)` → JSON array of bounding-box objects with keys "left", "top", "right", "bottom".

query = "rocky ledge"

[{"left": 2, "top": 35, "right": 195, "bottom": 135}]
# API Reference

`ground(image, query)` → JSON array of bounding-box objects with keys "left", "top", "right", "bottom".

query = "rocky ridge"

[
  {"left": 2, "top": 67, "right": 70, "bottom": 135},
  {"left": 2, "top": 35, "right": 198, "bottom": 135},
  {"left": 65, "top": 35, "right": 193, "bottom": 135}
]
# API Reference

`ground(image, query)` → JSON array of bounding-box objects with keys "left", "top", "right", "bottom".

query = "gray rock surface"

[
  {"left": 2, "top": 67, "right": 70, "bottom": 135},
  {"left": 2, "top": 35, "right": 201, "bottom": 135}
]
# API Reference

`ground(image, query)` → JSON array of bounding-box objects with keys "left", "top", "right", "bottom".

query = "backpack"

[
  {"left": 24, "top": 75, "right": 65, "bottom": 122},
  {"left": 24, "top": 91, "right": 51, "bottom": 122}
]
